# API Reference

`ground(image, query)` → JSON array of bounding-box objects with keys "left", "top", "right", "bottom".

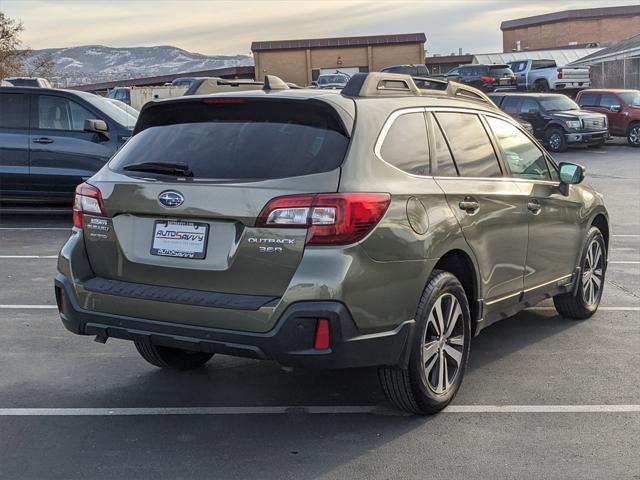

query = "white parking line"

[
  {"left": 0, "top": 255, "right": 57, "bottom": 259},
  {"left": 612, "top": 234, "right": 640, "bottom": 237},
  {"left": 531, "top": 306, "right": 640, "bottom": 311},
  {"left": 0, "top": 305, "right": 57, "bottom": 309},
  {"left": 609, "top": 261, "right": 640, "bottom": 264},
  {"left": 0, "top": 405, "right": 638, "bottom": 416}
]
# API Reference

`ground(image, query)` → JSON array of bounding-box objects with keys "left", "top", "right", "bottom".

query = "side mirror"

[
  {"left": 84, "top": 119, "right": 109, "bottom": 139},
  {"left": 559, "top": 162, "right": 585, "bottom": 186},
  {"left": 610, "top": 104, "right": 622, "bottom": 113}
]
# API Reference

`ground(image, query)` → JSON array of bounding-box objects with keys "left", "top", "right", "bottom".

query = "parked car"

[
  {"left": 508, "top": 59, "right": 590, "bottom": 93},
  {"left": 3, "top": 77, "right": 52, "bottom": 88},
  {"left": 184, "top": 77, "right": 265, "bottom": 96},
  {"left": 381, "top": 64, "right": 430, "bottom": 77},
  {"left": 106, "top": 87, "right": 131, "bottom": 105},
  {"left": 576, "top": 89, "right": 640, "bottom": 147},
  {"left": 489, "top": 92, "right": 609, "bottom": 152},
  {"left": 0, "top": 87, "right": 136, "bottom": 207},
  {"left": 312, "top": 73, "right": 350, "bottom": 89},
  {"left": 56, "top": 73, "right": 609, "bottom": 415},
  {"left": 171, "top": 77, "right": 201, "bottom": 88},
  {"left": 444, "top": 64, "right": 516, "bottom": 92}
]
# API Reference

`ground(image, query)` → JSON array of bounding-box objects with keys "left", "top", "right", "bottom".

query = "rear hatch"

[
  {"left": 80, "top": 95, "right": 353, "bottom": 299},
  {"left": 486, "top": 65, "right": 516, "bottom": 87}
]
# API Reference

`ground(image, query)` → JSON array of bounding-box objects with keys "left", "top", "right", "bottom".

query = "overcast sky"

[{"left": 2, "top": 0, "right": 637, "bottom": 56}]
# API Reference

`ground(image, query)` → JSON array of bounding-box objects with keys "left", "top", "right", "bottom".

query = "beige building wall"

[
  {"left": 254, "top": 42, "right": 425, "bottom": 85},
  {"left": 503, "top": 15, "right": 640, "bottom": 52}
]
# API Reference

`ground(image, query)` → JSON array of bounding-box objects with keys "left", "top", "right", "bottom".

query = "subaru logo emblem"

[{"left": 158, "top": 191, "right": 184, "bottom": 208}]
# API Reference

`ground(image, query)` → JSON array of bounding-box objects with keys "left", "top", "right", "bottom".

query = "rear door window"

[
  {"left": 502, "top": 96, "right": 522, "bottom": 114},
  {"left": 486, "top": 116, "right": 550, "bottom": 181},
  {"left": 520, "top": 99, "right": 539, "bottom": 114},
  {"left": 379, "top": 112, "right": 429, "bottom": 176},
  {"left": 430, "top": 115, "right": 457, "bottom": 176},
  {"left": 434, "top": 112, "right": 502, "bottom": 178},
  {"left": 599, "top": 94, "right": 619, "bottom": 109},
  {"left": 37, "top": 95, "right": 94, "bottom": 131},
  {"left": 111, "top": 99, "right": 350, "bottom": 180},
  {"left": 0, "top": 93, "right": 29, "bottom": 128},
  {"left": 578, "top": 93, "right": 599, "bottom": 107}
]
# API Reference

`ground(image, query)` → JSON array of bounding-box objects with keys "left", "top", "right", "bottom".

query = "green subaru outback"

[{"left": 55, "top": 73, "right": 609, "bottom": 414}]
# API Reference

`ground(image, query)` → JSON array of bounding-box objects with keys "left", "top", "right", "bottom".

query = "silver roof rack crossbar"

[{"left": 342, "top": 72, "right": 494, "bottom": 107}]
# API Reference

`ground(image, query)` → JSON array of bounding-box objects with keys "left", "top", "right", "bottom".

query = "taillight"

[
  {"left": 481, "top": 75, "right": 494, "bottom": 84},
  {"left": 255, "top": 193, "right": 391, "bottom": 246},
  {"left": 557, "top": 68, "right": 563, "bottom": 79},
  {"left": 73, "top": 182, "right": 105, "bottom": 228}
]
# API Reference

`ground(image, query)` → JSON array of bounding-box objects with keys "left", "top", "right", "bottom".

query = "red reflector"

[
  {"left": 54, "top": 286, "right": 64, "bottom": 314},
  {"left": 203, "top": 98, "right": 245, "bottom": 104},
  {"left": 314, "top": 319, "right": 330, "bottom": 350},
  {"left": 481, "top": 75, "right": 494, "bottom": 84}
]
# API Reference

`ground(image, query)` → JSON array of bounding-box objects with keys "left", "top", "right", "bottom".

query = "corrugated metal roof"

[
  {"left": 251, "top": 33, "right": 426, "bottom": 52},
  {"left": 473, "top": 48, "right": 602, "bottom": 66},
  {"left": 570, "top": 34, "right": 640, "bottom": 65},
  {"left": 501, "top": 5, "right": 640, "bottom": 30}
]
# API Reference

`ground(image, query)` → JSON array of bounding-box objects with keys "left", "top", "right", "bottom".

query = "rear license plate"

[
  {"left": 151, "top": 220, "right": 209, "bottom": 259},
  {"left": 499, "top": 78, "right": 510, "bottom": 85}
]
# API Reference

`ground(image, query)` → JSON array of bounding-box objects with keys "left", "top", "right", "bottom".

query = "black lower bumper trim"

[{"left": 56, "top": 275, "right": 414, "bottom": 369}]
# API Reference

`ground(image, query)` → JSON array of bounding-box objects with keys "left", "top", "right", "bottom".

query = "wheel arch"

[
  {"left": 432, "top": 249, "right": 480, "bottom": 334},
  {"left": 591, "top": 212, "right": 609, "bottom": 251}
]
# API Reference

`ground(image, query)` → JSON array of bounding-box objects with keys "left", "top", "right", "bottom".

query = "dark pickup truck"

[{"left": 489, "top": 93, "right": 609, "bottom": 152}]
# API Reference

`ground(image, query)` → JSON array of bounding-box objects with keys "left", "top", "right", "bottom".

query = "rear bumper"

[
  {"left": 55, "top": 274, "right": 414, "bottom": 369},
  {"left": 565, "top": 130, "right": 609, "bottom": 144}
]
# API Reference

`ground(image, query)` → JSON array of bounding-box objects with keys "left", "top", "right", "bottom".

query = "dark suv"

[
  {"left": 576, "top": 89, "right": 640, "bottom": 147},
  {"left": 445, "top": 64, "right": 516, "bottom": 92},
  {"left": 490, "top": 93, "right": 609, "bottom": 152},
  {"left": 0, "top": 87, "right": 136, "bottom": 208},
  {"left": 56, "top": 74, "right": 609, "bottom": 414}
]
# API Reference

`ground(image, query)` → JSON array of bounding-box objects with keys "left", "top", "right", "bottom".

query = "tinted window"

[
  {"left": 539, "top": 96, "right": 579, "bottom": 112},
  {"left": 488, "top": 66, "right": 513, "bottom": 76},
  {"left": 435, "top": 112, "right": 501, "bottom": 178},
  {"left": 510, "top": 62, "right": 526, "bottom": 73},
  {"left": 0, "top": 93, "right": 29, "bottom": 128},
  {"left": 578, "top": 93, "right": 599, "bottom": 107},
  {"left": 599, "top": 94, "right": 619, "bottom": 109},
  {"left": 38, "top": 95, "right": 94, "bottom": 131},
  {"left": 531, "top": 60, "right": 556, "bottom": 70},
  {"left": 416, "top": 65, "right": 429, "bottom": 76},
  {"left": 520, "top": 98, "right": 539, "bottom": 114},
  {"left": 431, "top": 117, "right": 457, "bottom": 176},
  {"left": 503, "top": 96, "right": 521, "bottom": 114},
  {"left": 487, "top": 116, "right": 550, "bottom": 181},
  {"left": 619, "top": 91, "right": 640, "bottom": 106},
  {"left": 111, "top": 102, "right": 350, "bottom": 180},
  {"left": 380, "top": 112, "right": 429, "bottom": 176}
]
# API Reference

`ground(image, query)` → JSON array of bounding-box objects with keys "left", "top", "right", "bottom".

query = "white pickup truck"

[{"left": 508, "top": 59, "right": 590, "bottom": 93}]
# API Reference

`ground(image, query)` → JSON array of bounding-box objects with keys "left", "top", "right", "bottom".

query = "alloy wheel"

[
  {"left": 582, "top": 239, "right": 604, "bottom": 306},
  {"left": 549, "top": 133, "right": 562, "bottom": 151},
  {"left": 422, "top": 293, "right": 465, "bottom": 395},
  {"left": 629, "top": 125, "right": 640, "bottom": 146}
]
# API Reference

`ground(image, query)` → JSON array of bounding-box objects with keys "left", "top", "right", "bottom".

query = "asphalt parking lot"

[{"left": 0, "top": 140, "right": 638, "bottom": 479}]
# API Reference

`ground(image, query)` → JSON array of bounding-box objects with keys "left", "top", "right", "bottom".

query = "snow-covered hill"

[{"left": 27, "top": 45, "right": 253, "bottom": 86}]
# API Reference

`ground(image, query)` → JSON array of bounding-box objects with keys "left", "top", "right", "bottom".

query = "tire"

[
  {"left": 134, "top": 340, "right": 214, "bottom": 370},
  {"left": 534, "top": 79, "right": 549, "bottom": 92},
  {"left": 553, "top": 226, "right": 606, "bottom": 319},
  {"left": 546, "top": 127, "right": 568, "bottom": 152},
  {"left": 379, "top": 270, "right": 472, "bottom": 415},
  {"left": 628, "top": 122, "right": 640, "bottom": 147}
]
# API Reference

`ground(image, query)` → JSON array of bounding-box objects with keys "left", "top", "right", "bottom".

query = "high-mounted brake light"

[
  {"left": 202, "top": 98, "right": 245, "bottom": 104},
  {"left": 73, "top": 182, "right": 105, "bottom": 228},
  {"left": 256, "top": 193, "right": 391, "bottom": 246}
]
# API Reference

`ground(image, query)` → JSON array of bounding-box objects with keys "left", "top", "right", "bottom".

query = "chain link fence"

[{"left": 590, "top": 57, "right": 640, "bottom": 89}]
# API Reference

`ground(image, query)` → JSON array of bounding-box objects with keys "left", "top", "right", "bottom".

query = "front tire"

[
  {"left": 546, "top": 127, "right": 568, "bottom": 152},
  {"left": 628, "top": 123, "right": 640, "bottom": 147},
  {"left": 379, "top": 270, "right": 471, "bottom": 414},
  {"left": 134, "top": 340, "right": 214, "bottom": 370},
  {"left": 553, "top": 227, "right": 606, "bottom": 319}
]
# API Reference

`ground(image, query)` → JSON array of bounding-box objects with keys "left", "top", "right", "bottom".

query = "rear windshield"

[
  {"left": 110, "top": 99, "right": 350, "bottom": 180},
  {"left": 488, "top": 66, "right": 513, "bottom": 76}
]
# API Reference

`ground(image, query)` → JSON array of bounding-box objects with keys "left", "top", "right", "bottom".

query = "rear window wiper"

[{"left": 123, "top": 161, "right": 193, "bottom": 177}]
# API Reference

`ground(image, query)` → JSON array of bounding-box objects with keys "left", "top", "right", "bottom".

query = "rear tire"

[
  {"left": 546, "top": 127, "right": 568, "bottom": 152},
  {"left": 628, "top": 122, "right": 640, "bottom": 147},
  {"left": 134, "top": 340, "right": 214, "bottom": 370},
  {"left": 553, "top": 227, "right": 606, "bottom": 319},
  {"left": 379, "top": 270, "right": 471, "bottom": 414},
  {"left": 534, "top": 79, "right": 549, "bottom": 92}
]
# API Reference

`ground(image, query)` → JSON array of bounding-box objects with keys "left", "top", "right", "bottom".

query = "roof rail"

[
  {"left": 341, "top": 72, "right": 495, "bottom": 107},
  {"left": 263, "top": 75, "right": 290, "bottom": 91}
]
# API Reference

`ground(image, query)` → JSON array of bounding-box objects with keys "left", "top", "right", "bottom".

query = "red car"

[{"left": 576, "top": 89, "right": 640, "bottom": 146}]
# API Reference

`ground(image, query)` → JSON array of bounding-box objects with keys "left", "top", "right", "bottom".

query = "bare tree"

[
  {"left": 25, "top": 52, "right": 55, "bottom": 78},
  {"left": 0, "top": 11, "right": 28, "bottom": 79}
]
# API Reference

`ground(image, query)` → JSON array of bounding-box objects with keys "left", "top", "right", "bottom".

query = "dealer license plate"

[{"left": 150, "top": 220, "right": 209, "bottom": 259}]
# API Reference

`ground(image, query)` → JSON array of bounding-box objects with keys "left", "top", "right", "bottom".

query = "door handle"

[
  {"left": 527, "top": 199, "right": 542, "bottom": 214},
  {"left": 33, "top": 137, "right": 54, "bottom": 144},
  {"left": 459, "top": 197, "right": 480, "bottom": 215}
]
